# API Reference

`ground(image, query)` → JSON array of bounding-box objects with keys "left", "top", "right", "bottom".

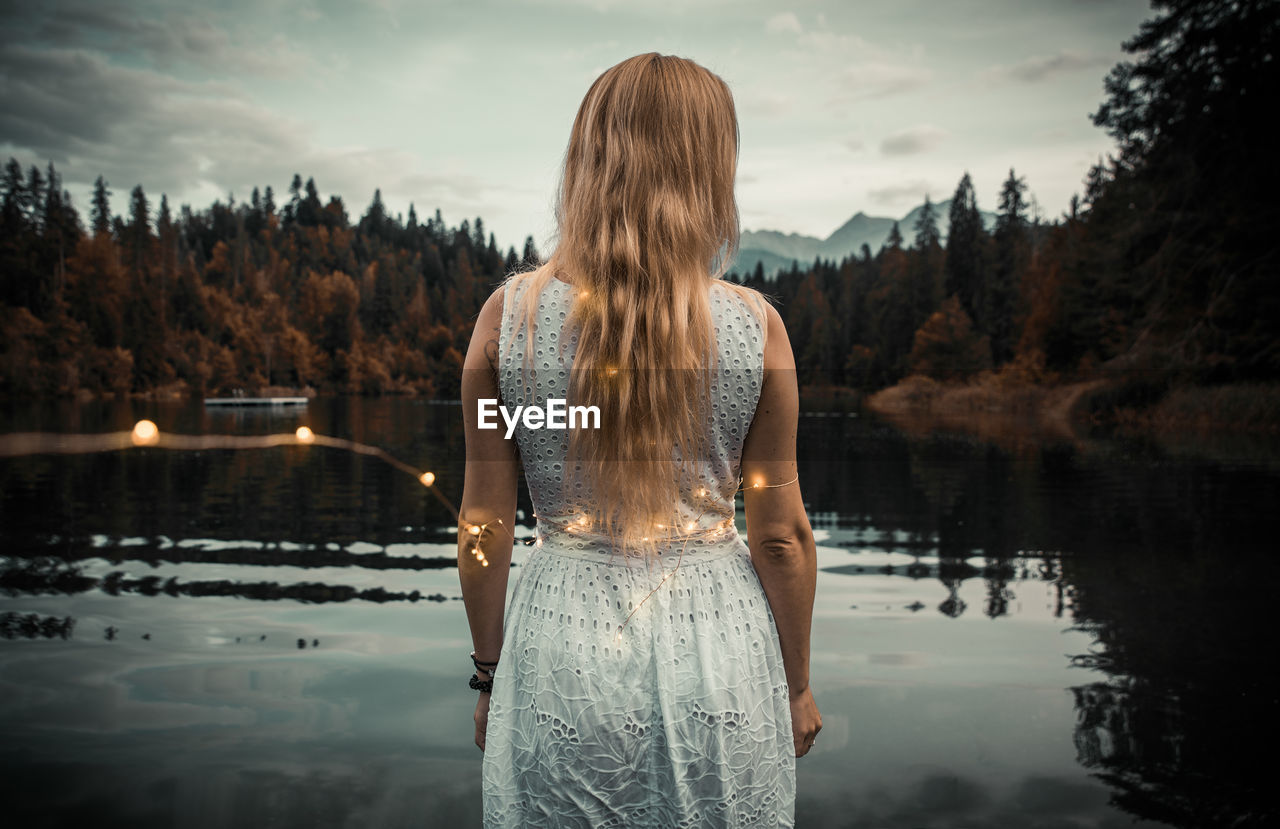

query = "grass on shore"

[{"left": 866, "top": 371, "right": 1280, "bottom": 434}]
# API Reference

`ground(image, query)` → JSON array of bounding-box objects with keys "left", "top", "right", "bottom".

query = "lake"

[{"left": 1, "top": 396, "right": 1277, "bottom": 828}]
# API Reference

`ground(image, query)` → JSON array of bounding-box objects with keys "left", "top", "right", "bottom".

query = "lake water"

[{"left": 1, "top": 397, "right": 1277, "bottom": 828}]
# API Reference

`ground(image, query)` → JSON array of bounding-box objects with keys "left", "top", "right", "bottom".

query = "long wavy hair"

[{"left": 503, "top": 53, "right": 767, "bottom": 556}]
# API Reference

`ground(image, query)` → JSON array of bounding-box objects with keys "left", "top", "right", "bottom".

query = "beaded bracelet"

[{"left": 470, "top": 651, "right": 498, "bottom": 693}]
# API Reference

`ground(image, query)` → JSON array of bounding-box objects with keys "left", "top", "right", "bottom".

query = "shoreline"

[{"left": 860, "top": 373, "right": 1280, "bottom": 437}]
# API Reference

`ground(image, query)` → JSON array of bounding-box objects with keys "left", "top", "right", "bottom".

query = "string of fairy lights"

[{"left": 0, "top": 419, "right": 797, "bottom": 642}]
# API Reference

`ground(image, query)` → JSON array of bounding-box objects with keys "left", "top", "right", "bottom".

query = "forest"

[{"left": 1, "top": 0, "right": 1275, "bottom": 422}]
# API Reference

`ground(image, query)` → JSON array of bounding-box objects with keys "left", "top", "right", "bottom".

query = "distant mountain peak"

[{"left": 734, "top": 199, "right": 996, "bottom": 278}]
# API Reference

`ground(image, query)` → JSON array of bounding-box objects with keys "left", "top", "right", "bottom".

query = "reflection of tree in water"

[
  {"left": 982, "top": 557, "right": 1016, "bottom": 618},
  {"left": 937, "top": 578, "right": 966, "bottom": 618},
  {"left": 1064, "top": 544, "right": 1278, "bottom": 828}
]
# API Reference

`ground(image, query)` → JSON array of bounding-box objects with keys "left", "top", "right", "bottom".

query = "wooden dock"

[{"left": 203, "top": 397, "right": 309, "bottom": 406}]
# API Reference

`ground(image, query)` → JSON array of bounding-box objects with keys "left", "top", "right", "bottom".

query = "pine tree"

[
  {"left": 298, "top": 177, "right": 322, "bottom": 226},
  {"left": 1088, "top": 0, "right": 1280, "bottom": 380},
  {"left": 24, "top": 165, "right": 44, "bottom": 231},
  {"left": 909, "top": 194, "right": 944, "bottom": 335},
  {"left": 522, "top": 235, "right": 540, "bottom": 268},
  {"left": 884, "top": 221, "right": 903, "bottom": 251},
  {"left": 285, "top": 174, "right": 302, "bottom": 225},
  {"left": 126, "top": 184, "right": 151, "bottom": 274},
  {"left": 912, "top": 195, "right": 940, "bottom": 251},
  {"left": 362, "top": 188, "right": 387, "bottom": 239},
  {"left": 91, "top": 176, "right": 112, "bottom": 237},
  {"left": 988, "top": 169, "right": 1028, "bottom": 364},
  {"left": 944, "top": 172, "right": 983, "bottom": 325}
]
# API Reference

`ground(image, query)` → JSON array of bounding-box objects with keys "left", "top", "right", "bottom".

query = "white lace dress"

[{"left": 480, "top": 276, "right": 796, "bottom": 828}]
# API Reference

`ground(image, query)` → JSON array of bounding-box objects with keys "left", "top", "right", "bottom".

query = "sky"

[{"left": 0, "top": 0, "right": 1154, "bottom": 253}]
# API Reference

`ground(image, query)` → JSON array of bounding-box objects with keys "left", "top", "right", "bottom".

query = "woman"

[{"left": 457, "top": 53, "right": 820, "bottom": 827}]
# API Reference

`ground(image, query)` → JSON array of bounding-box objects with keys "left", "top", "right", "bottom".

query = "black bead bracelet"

[{"left": 470, "top": 651, "right": 497, "bottom": 693}]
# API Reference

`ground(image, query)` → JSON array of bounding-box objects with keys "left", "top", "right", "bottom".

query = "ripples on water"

[{"left": 1, "top": 397, "right": 1277, "bottom": 828}]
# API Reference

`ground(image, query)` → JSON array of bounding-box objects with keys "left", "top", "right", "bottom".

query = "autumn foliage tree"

[{"left": 908, "top": 295, "right": 992, "bottom": 382}]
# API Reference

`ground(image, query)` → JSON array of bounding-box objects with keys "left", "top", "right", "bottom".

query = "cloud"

[
  {"left": 879, "top": 125, "right": 947, "bottom": 156},
  {"left": 765, "top": 12, "right": 802, "bottom": 35},
  {"left": 867, "top": 180, "right": 933, "bottom": 206},
  {"left": 740, "top": 89, "right": 792, "bottom": 118},
  {"left": 843, "top": 136, "right": 865, "bottom": 153},
  {"left": 828, "top": 62, "right": 932, "bottom": 103},
  {"left": 979, "top": 50, "right": 1108, "bottom": 84},
  {"left": 10, "top": 1, "right": 318, "bottom": 79},
  {"left": 0, "top": 43, "right": 512, "bottom": 216}
]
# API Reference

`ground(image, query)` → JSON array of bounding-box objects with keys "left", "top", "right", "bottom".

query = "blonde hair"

[{"left": 503, "top": 53, "right": 768, "bottom": 556}]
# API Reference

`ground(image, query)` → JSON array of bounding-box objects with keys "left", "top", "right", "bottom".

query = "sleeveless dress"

[{"left": 480, "top": 276, "right": 796, "bottom": 828}]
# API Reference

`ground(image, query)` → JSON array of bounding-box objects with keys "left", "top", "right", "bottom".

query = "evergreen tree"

[
  {"left": 1, "top": 158, "right": 24, "bottom": 221},
  {"left": 298, "top": 177, "right": 322, "bottom": 226},
  {"left": 125, "top": 184, "right": 151, "bottom": 273},
  {"left": 883, "top": 221, "right": 903, "bottom": 251},
  {"left": 1088, "top": 0, "right": 1280, "bottom": 380},
  {"left": 362, "top": 188, "right": 387, "bottom": 238},
  {"left": 91, "top": 176, "right": 112, "bottom": 237},
  {"left": 285, "top": 174, "right": 302, "bottom": 224},
  {"left": 944, "top": 172, "right": 983, "bottom": 324},
  {"left": 522, "top": 235, "right": 540, "bottom": 267},
  {"left": 909, "top": 194, "right": 944, "bottom": 335},
  {"left": 157, "top": 194, "right": 172, "bottom": 236},
  {"left": 0, "top": 159, "right": 32, "bottom": 309},
  {"left": 40, "top": 162, "right": 80, "bottom": 305},
  {"left": 24, "top": 165, "right": 44, "bottom": 230},
  {"left": 912, "top": 195, "right": 940, "bottom": 251},
  {"left": 988, "top": 169, "right": 1028, "bottom": 364}
]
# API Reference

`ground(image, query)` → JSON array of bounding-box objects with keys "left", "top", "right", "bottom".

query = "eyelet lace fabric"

[{"left": 481, "top": 277, "right": 795, "bottom": 828}]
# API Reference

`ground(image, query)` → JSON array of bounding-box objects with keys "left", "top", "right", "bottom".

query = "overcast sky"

[{"left": 0, "top": 0, "right": 1153, "bottom": 252}]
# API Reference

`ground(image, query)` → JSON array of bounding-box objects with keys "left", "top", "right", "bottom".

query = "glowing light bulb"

[
  {"left": 481, "top": 560, "right": 490, "bottom": 567},
  {"left": 697, "top": 488, "right": 707, "bottom": 497},
  {"left": 468, "top": 524, "right": 482, "bottom": 536},
  {"left": 686, "top": 521, "right": 696, "bottom": 532},
  {"left": 131, "top": 420, "right": 159, "bottom": 446},
  {"left": 419, "top": 471, "right": 435, "bottom": 487},
  {"left": 606, "top": 367, "right": 618, "bottom": 378},
  {"left": 295, "top": 426, "right": 315, "bottom": 443},
  {"left": 579, "top": 290, "right": 590, "bottom": 300}
]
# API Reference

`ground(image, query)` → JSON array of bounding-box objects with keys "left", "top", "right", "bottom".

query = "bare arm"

[
  {"left": 741, "top": 302, "right": 817, "bottom": 699},
  {"left": 458, "top": 286, "right": 519, "bottom": 672},
  {"left": 742, "top": 301, "right": 821, "bottom": 757}
]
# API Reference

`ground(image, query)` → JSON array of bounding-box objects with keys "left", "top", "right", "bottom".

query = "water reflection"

[
  {"left": 1, "top": 398, "right": 1278, "bottom": 827},
  {"left": 1065, "top": 543, "right": 1279, "bottom": 828}
]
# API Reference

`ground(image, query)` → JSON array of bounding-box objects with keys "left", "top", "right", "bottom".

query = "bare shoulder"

[
  {"left": 478, "top": 283, "right": 506, "bottom": 327},
  {"left": 467, "top": 285, "right": 507, "bottom": 372},
  {"left": 761, "top": 301, "right": 793, "bottom": 371}
]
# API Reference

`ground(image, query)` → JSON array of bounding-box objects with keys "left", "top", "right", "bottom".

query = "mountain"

[{"left": 730, "top": 199, "right": 997, "bottom": 278}]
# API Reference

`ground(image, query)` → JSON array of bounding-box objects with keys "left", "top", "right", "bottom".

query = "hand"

[
  {"left": 474, "top": 691, "right": 491, "bottom": 751},
  {"left": 789, "top": 685, "right": 822, "bottom": 758}
]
